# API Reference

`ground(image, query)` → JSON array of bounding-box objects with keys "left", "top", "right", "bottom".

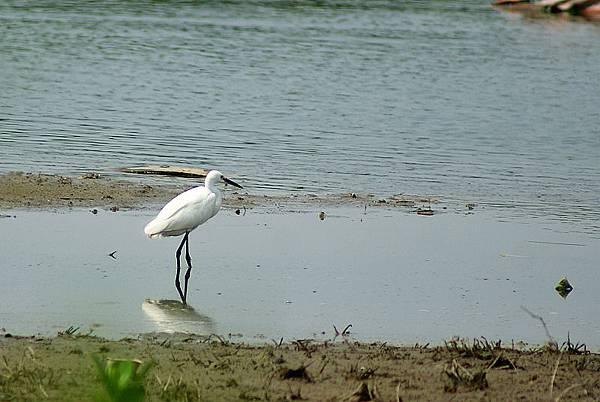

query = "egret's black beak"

[{"left": 223, "top": 176, "right": 243, "bottom": 189}]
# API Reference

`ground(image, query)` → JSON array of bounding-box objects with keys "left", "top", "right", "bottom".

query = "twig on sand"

[
  {"left": 487, "top": 354, "right": 518, "bottom": 370},
  {"left": 396, "top": 381, "right": 403, "bottom": 402},
  {"left": 554, "top": 383, "right": 582, "bottom": 402},
  {"left": 204, "top": 334, "right": 228, "bottom": 345},
  {"left": 549, "top": 353, "right": 562, "bottom": 397},
  {"left": 344, "top": 382, "right": 379, "bottom": 402},
  {"left": 444, "top": 359, "right": 488, "bottom": 391},
  {"left": 293, "top": 339, "right": 317, "bottom": 357},
  {"left": 333, "top": 324, "right": 352, "bottom": 341},
  {"left": 562, "top": 332, "right": 588, "bottom": 355},
  {"left": 271, "top": 337, "right": 284, "bottom": 348}
]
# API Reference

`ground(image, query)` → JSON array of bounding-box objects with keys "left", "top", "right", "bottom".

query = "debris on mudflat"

[
  {"left": 81, "top": 172, "right": 100, "bottom": 179},
  {"left": 444, "top": 359, "right": 488, "bottom": 392},
  {"left": 344, "top": 382, "right": 379, "bottom": 402},
  {"left": 488, "top": 354, "right": 518, "bottom": 370},
  {"left": 279, "top": 365, "right": 312, "bottom": 382},
  {"left": 416, "top": 207, "right": 434, "bottom": 216}
]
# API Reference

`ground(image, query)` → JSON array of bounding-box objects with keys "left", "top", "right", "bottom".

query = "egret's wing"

[
  {"left": 154, "top": 186, "right": 207, "bottom": 221},
  {"left": 145, "top": 186, "right": 219, "bottom": 237}
]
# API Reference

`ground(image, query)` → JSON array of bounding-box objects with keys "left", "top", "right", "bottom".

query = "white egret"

[{"left": 144, "top": 170, "right": 243, "bottom": 304}]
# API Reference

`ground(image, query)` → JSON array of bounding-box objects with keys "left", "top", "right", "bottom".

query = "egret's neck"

[
  {"left": 204, "top": 175, "right": 220, "bottom": 193},
  {"left": 204, "top": 176, "right": 223, "bottom": 210}
]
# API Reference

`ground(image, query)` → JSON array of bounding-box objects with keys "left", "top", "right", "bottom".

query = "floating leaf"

[{"left": 555, "top": 277, "right": 573, "bottom": 299}]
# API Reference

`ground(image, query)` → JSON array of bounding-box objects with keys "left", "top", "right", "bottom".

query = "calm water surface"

[
  {"left": 1, "top": 208, "right": 599, "bottom": 345},
  {"left": 1, "top": 0, "right": 599, "bottom": 231}
]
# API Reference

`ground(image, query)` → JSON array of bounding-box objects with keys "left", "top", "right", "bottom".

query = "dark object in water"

[
  {"left": 547, "top": 0, "right": 600, "bottom": 14},
  {"left": 492, "top": 0, "right": 600, "bottom": 19},
  {"left": 493, "top": 0, "right": 531, "bottom": 4},
  {"left": 555, "top": 277, "right": 573, "bottom": 299},
  {"left": 122, "top": 165, "right": 208, "bottom": 178}
]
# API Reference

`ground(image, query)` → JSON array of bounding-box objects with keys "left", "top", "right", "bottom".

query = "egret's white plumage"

[
  {"left": 145, "top": 171, "right": 224, "bottom": 238},
  {"left": 144, "top": 170, "right": 242, "bottom": 304}
]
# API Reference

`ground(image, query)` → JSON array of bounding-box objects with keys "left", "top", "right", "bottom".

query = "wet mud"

[
  {"left": 0, "top": 171, "right": 178, "bottom": 209},
  {"left": 0, "top": 171, "right": 438, "bottom": 212}
]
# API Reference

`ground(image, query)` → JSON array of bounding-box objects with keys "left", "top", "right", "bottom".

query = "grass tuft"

[{"left": 0, "top": 349, "right": 59, "bottom": 400}]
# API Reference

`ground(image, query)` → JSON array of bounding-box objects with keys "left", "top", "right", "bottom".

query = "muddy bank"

[
  {"left": 0, "top": 171, "right": 179, "bottom": 209},
  {"left": 1, "top": 333, "right": 598, "bottom": 402},
  {"left": 0, "top": 171, "right": 438, "bottom": 211}
]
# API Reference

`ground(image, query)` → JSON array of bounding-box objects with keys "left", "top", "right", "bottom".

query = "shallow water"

[
  {"left": 1, "top": 0, "right": 600, "bottom": 231},
  {"left": 1, "top": 207, "right": 598, "bottom": 346}
]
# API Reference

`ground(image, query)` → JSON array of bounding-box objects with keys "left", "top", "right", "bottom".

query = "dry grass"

[
  {"left": 2, "top": 334, "right": 600, "bottom": 401},
  {"left": 0, "top": 347, "right": 59, "bottom": 400}
]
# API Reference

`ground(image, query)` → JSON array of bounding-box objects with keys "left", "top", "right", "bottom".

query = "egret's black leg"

[
  {"left": 183, "top": 232, "right": 193, "bottom": 303},
  {"left": 175, "top": 232, "right": 188, "bottom": 304}
]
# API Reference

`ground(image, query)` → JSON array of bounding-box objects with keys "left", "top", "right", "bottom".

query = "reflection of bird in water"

[
  {"left": 144, "top": 170, "right": 243, "bottom": 305},
  {"left": 142, "top": 299, "right": 216, "bottom": 334}
]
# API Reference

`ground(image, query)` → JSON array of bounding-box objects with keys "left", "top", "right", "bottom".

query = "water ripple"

[{"left": 1, "top": 0, "right": 599, "bottom": 232}]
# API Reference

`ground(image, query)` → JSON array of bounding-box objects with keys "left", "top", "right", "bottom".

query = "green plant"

[{"left": 91, "top": 355, "right": 154, "bottom": 402}]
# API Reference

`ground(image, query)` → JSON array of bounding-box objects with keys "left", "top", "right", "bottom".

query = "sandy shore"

[
  {"left": 1, "top": 332, "right": 598, "bottom": 402},
  {"left": 0, "top": 171, "right": 438, "bottom": 211}
]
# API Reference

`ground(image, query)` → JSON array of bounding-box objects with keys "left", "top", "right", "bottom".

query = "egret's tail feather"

[{"left": 144, "top": 218, "right": 165, "bottom": 238}]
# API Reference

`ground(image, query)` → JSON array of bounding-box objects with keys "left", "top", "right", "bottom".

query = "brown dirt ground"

[
  {"left": 0, "top": 171, "right": 179, "bottom": 209},
  {"left": 0, "top": 171, "right": 438, "bottom": 211},
  {"left": 1, "top": 334, "right": 599, "bottom": 402}
]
